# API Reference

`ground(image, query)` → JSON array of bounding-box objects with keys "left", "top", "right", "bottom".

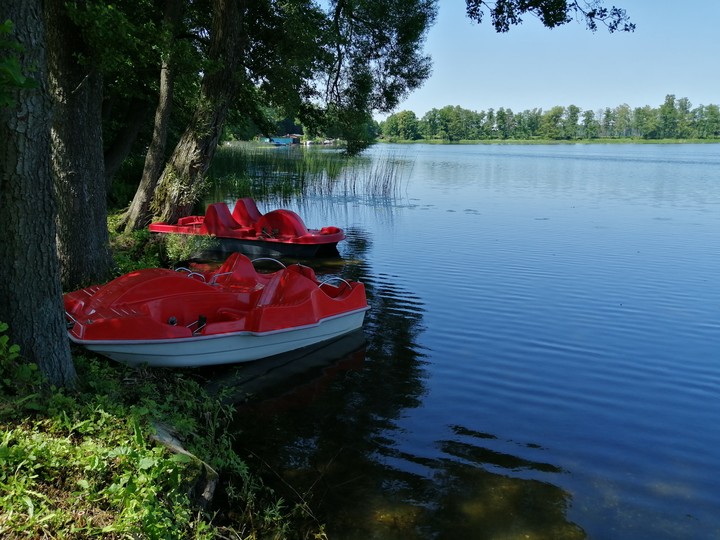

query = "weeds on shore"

[
  {"left": 0, "top": 322, "right": 326, "bottom": 538},
  {"left": 0, "top": 222, "right": 327, "bottom": 539}
]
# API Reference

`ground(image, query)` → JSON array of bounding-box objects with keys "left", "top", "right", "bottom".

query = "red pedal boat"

[
  {"left": 63, "top": 253, "right": 368, "bottom": 367},
  {"left": 149, "top": 198, "right": 345, "bottom": 258}
]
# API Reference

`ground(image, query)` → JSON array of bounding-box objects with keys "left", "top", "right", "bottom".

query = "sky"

[{"left": 379, "top": 0, "right": 720, "bottom": 119}]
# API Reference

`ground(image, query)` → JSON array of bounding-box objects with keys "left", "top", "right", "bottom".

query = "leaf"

[
  {"left": 22, "top": 495, "right": 34, "bottom": 518},
  {"left": 70, "top": 419, "right": 93, "bottom": 434},
  {"left": 169, "top": 453, "right": 195, "bottom": 464},
  {"left": 132, "top": 405, "right": 150, "bottom": 416},
  {"left": 132, "top": 418, "right": 144, "bottom": 446},
  {"left": 138, "top": 456, "right": 158, "bottom": 470},
  {"left": 108, "top": 446, "right": 132, "bottom": 457}
]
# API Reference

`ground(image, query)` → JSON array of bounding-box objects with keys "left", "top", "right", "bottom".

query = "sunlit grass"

[{"left": 1, "top": 264, "right": 326, "bottom": 539}]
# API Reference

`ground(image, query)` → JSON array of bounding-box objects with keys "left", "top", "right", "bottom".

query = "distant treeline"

[{"left": 379, "top": 95, "right": 720, "bottom": 141}]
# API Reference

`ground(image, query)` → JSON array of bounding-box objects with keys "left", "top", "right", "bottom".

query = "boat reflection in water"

[
  {"left": 221, "top": 227, "right": 585, "bottom": 539},
  {"left": 202, "top": 329, "right": 367, "bottom": 408},
  {"left": 191, "top": 144, "right": 720, "bottom": 539}
]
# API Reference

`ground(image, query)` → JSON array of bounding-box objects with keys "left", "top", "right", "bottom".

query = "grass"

[
  {"left": 1, "top": 222, "right": 328, "bottom": 539},
  {"left": 0, "top": 323, "right": 325, "bottom": 539},
  {"left": 0, "top": 339, "right": 327, "bottom": 539}
]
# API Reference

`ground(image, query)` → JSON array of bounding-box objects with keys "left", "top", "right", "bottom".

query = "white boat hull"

[{"left": 70, "top": 309, "right": 368, "bottom": 368}]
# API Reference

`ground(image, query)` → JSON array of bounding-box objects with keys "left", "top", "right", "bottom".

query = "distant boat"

[
  {"left": 64, "top": 253, "right": 368, "bottom": 368},
  {"left": 149, "top": 198, "right": 345, "bottom": 258},
  {"left": 261, "top": 135, "right": 300, "bottom": 146}
]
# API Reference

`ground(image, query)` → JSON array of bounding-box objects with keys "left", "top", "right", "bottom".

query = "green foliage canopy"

[
  {"left": 59, "top": 0, "right": 638, "bottom": 157},
  {"left": 465, "top": 0, "right": 635, "bottom": 33}
]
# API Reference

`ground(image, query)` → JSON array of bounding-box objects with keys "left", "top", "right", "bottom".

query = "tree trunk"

[
  {"left": 154, "top": 0, "right": 243, "bottom": 224},
  {"left": 0, "top": 0, "right": 76, "bottom": 387},
  {"left": 123, "top": 60, "right": 175, "bottom": 231},
  {"left": 46, "top": 0, "right": 113, "bottom": 291},
  {"left": 121, "top": 0, "right": 183, "bottom": 232},
  {"left": 104, "top": 97, "right": 152, "bottom": 191}
]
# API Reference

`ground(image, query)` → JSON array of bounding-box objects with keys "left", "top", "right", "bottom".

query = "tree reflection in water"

[{"left": 215, "top": 226, "right": 584, "bottom": 539}]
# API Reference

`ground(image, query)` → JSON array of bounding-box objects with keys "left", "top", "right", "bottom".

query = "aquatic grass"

[
  {"left": 207, "top": 141, "right": 410, "bottom": 203},
  {"left": 334, "top": 154, "right": 411, "bottom": 199}
]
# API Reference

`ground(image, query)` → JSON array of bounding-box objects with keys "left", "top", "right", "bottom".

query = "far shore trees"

[{"left": 380, "top": 97, "right": 720, "bottom": 141}]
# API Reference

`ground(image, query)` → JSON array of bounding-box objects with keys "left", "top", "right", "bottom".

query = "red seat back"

[
  {"left": 232, "top": 198, "right": 262, "bottom": 226},
  {"left": 204, "top": 203, "right": 240, "bottom": 235}
]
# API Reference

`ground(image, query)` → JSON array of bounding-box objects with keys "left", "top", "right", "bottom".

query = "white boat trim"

[{"left": 68, "top": 307, "right": 369, "bottom": 368}]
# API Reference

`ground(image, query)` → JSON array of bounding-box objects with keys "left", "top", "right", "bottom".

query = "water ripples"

[
  {"left": 356, "top": 154, "right": 720, "bottom": 537},
  {"left": 233, "top": 144, "right": 720, "bottom": 540}
]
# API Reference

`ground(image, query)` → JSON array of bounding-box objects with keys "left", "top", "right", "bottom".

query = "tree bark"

[
  {"left": 46, "top": 0, "right": 114, "bottom": 291},
  {"left": 123, "top": 61, "right": 175, "bottom": 231},
  {"left": 0, "top": 0, "right": 76, "bottom": 387},
  {"left": 121, "top": 0, "right": 183, "bottom": 232},
  {"left": 153, "top": 0, "right": 243, "bottom": 224}
]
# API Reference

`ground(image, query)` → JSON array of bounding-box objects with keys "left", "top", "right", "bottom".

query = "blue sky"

[{"left": 380, "top": 0, "right": 720, "bottom": 119}]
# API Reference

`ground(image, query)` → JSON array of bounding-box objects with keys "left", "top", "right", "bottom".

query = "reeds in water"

[{"left": 207, "top": 142, "right": 410, "bottom": 202}]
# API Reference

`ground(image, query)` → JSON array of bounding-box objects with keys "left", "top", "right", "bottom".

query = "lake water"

[{"left": 215, "top": 143, "right": 720, "bottom": 539}]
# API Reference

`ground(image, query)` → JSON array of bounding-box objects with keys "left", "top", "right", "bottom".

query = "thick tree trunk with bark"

[
  {"left": 154, "top": 0, "right": 243, "bottom": 224},
  {"left": 46, "top": 0, "right": 113, "bottom": 291},
  {"left": 0, "top": 0, "right": 76, "bottom": 387}
]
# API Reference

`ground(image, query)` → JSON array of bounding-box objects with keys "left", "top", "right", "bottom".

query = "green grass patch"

[{"left": 0, "top": 324, "right": 325, "bottom": 538}]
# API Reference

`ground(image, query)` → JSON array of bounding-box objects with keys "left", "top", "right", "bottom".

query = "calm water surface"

[{"left": 212, "top": 144, "right": 720, "bottom": 539}]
